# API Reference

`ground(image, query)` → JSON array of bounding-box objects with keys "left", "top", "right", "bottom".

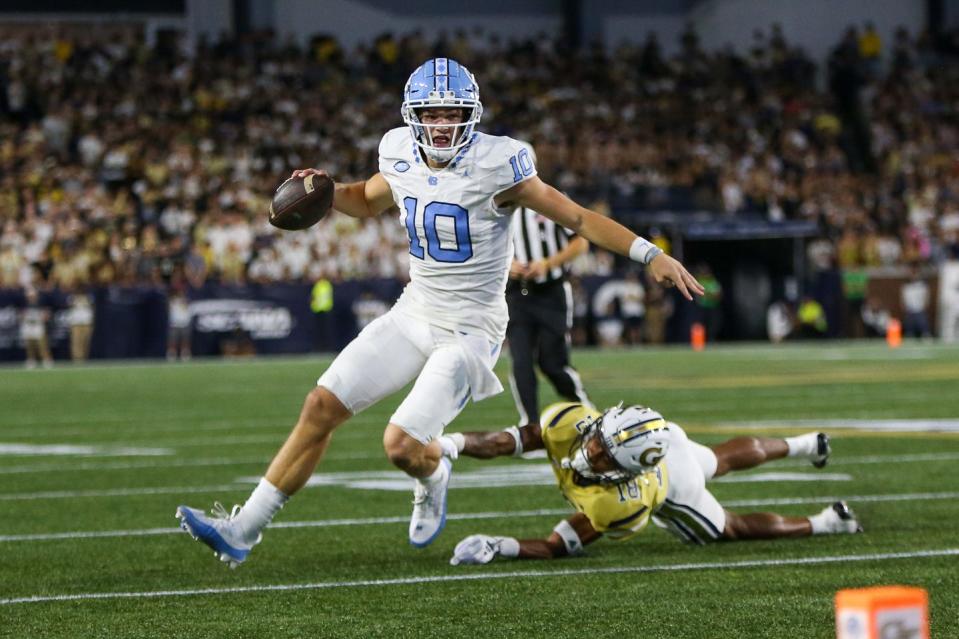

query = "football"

[{"left": 268, "top": 173, "right": 334, "bottom": 230}]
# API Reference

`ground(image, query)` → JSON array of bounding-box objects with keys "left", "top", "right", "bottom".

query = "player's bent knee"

[
  {"left": 300, "top": 387, "right": 350, "bottom": 436},
  {"left": 382, "top": 425, "right": 426, "bottom": 467}
]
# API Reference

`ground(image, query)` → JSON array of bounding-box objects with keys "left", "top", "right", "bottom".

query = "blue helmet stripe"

[{"left": 435, "top": 57, "right": 448, "bottom": 92}]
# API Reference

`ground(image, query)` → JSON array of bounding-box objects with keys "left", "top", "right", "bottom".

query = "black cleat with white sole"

[{"left": 812, "top": 433, "right": 831, "bottom": 468}]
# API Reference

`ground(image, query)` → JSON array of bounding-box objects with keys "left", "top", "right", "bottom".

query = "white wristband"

[
  {"left": 504, "top": 426, "right": 523, "bottom": 457},
  {"left": 552, "top": 519, "right": 584, "bottom": 555},
  {"left": 497, "top": 537, "right": 520, "bottom": 558},
  {"left": 629, "top": 237, "right": 664, "bottom": 265}
]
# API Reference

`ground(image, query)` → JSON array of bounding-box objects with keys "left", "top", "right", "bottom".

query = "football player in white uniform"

[
  {"left": 176, "top": 58, "right": 704, "bottom": 567},
  {"left": 441, "top": 402, "right": 862, "bottom": 565}
]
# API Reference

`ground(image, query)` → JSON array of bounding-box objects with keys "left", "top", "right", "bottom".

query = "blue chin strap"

[{"left": 401, "top": 58, "right": 483, "bottom": 163}]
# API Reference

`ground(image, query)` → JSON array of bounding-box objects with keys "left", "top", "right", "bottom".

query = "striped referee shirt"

[{"left": 512, "top": 206, "right": 577, "bottom": 285}]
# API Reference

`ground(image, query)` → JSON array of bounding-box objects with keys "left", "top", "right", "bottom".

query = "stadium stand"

[{"left": 0, "top": 21, "right": 957, "bottom": 355}]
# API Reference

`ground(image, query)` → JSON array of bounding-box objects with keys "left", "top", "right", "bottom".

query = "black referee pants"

[{"left": 506, "top": 281, "right": 589, "bottom": 425}]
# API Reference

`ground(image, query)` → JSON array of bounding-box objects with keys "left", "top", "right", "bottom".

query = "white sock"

[
  {"left": 236, "top": 478, "right": 288, "bottom": 541},
  {"left": 497, "top": 537, "right": 520, "bottom": 557},
  {"left": 418, "top": 460, "right": 448, "bottom": 486},
  {"left": 808, "top": 509, "right": 834, "bottom": 535},
  {"left": 784, "top": 432, "right": 818, "bottom": 458}
]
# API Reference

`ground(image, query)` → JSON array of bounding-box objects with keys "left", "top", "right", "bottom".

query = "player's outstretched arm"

[
  {"left": 438, "top": 423, "right": 543, "bottom": 460},
  {"left": 290, "top": 169, "right": 394, "bottom": 219},
  {"left": 450, "top": 513, "right": 602, "bottom": 565},
  {"left": 500, "top": 177, "right": 705, "bottom": 300}
]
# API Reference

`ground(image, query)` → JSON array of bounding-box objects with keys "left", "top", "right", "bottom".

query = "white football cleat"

[
  {"left": 408, "top": 457, "right": 451, "bottom": 548},
  {"left": 175, "top": 502, "right": 261, "bottom": 568},
  {"left": 817, "top": 501, "right": 863, "bottom": 534}
]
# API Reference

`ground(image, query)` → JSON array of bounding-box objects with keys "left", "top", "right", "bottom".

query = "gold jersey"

[{"left": 540, "top": 402, "right": 668, "bottom": 541}]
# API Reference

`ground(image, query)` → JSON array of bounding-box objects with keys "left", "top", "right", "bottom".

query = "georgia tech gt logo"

[{"left": 639, "top": 447, "right": 666, "bottom": 467}]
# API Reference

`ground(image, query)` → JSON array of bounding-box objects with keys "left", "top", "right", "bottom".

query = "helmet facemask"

[{"left": 403, "top": 99, "right": 481, "bottom": 163}]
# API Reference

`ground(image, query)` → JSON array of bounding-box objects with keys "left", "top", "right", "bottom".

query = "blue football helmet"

[{"left": 402, "top": 58, "right": 483, "bottom": 163}]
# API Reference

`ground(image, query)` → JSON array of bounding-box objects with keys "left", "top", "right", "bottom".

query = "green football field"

[{"left": 2, "top": 342, "right": 958, "bottom": 638}]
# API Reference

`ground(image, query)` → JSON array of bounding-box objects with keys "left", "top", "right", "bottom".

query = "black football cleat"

[{"left": 812, "top": 432, "right": 831, "bottom": 468}]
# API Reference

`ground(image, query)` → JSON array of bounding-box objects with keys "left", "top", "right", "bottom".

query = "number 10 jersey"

[{"left": 378, "top": 127, "right": 537, "bottom": 343}]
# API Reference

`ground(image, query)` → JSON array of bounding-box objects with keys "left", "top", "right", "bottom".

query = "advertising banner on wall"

[{"left": 0, "top": 275, "right": 687, "bottom": 362}]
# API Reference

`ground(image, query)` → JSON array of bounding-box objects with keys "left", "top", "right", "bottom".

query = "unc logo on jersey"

[{"left": 394, "top": 161, "right": 410, "bottom": 173}]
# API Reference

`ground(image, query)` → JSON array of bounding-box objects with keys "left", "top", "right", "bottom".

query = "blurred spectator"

[
  {"left": 861, "top": 296, "right": 891, "bottom": 337},
  {"left": 620, "top": 271, "right": 645, "bottom": 345},
  {"left": 167, "top": 290, "right": 192, "bottom": 361},
  {"left": 858, "top": 22, "right": 882, "bottom": 67},
  {"left": 67, "top": 288, "right": 94, "bottom": 362},
  {"left": 796, "top": 296, "right": 828, "bottom": 338},
  {"left": 900, "top": 268, "right": 931, "bottom": 338},
  {"left": 643, "top": 274, "right": 673, "bottom": 345},
  {"left": 595, "top": 300, "right": 624, "bottom": 347},
  {"left": 20, "top": 289, "right": 52, "bottom": 368},
  {"left": 767, "top": 300, "right": 794, "bottom": 343},
  {"left": 694, "top": 264, "right": 723, "bottom": 341},
  {"left": 841, "top": 268, "right": 868, "bottom": 338}
]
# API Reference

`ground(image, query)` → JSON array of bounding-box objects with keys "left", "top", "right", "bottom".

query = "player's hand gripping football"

[
  {"left": 450, "top": 534, "right": 505, "bottom": 565},
  {"left": 290, "top": 168, "right": 331, "bottom": 181},
  {"left": 648, "top": 254, "right": 705, "bottom": 301}
]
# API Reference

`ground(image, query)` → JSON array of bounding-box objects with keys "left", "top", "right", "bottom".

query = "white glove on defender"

[
  {"left": 437, "top": 434, "right": 461, "bottom": 461},
  {"left": 450, "top": 534, "right": 503, "bottom": 566}
]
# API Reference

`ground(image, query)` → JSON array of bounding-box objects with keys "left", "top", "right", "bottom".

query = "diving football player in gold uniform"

[{"left": 440, "top": 402, "right": 861, "bottom": 564}]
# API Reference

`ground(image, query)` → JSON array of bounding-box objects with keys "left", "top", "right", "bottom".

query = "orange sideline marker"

[
  {"left": 886, "top": 318, "right": 902, "bottom": 348},
  {"left": 691, "top": 322, "right": 706, "bottom": 351},
  {"left": 835, "top": 586, "right": 928, "bottom": 639}
]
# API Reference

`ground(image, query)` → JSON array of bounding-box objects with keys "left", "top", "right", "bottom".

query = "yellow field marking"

[{"left": 591, "top": 362, "right": 959, "bottom": 390}]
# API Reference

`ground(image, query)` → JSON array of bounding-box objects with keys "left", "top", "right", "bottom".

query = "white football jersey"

[{"left": 378, "top": 126, "right": 537, "bottom": 342}]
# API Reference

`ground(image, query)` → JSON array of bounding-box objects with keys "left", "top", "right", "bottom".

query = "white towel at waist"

[{"left": 455, "top": 330, "right": 503, "bottom": 402}]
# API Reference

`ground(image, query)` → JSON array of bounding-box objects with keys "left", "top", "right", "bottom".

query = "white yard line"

[
  {"left": 0, "top": 456, "right": 272, "bottom": 475},
  {"left": 0, "top": 444, "right": 173, "bottom": 457},
  {"left": 2, "top": 548, "right": 957, "bottom": 606},
  {"left": 0, "top": 451, "right": 380, "bottom": 476},
  {"left": 3, "top": 450, "right": 956, "bottom": 477},
  {"left": 0, "top": 428, "right": 374, "bottom": 452},
  {"left": 723, "top": 491, "right": 959, "bottom": 507},
  {"left": 0, "top": 509, "right": 570, "bottom": 542},
  {"left": 2, "top": 492, "right": 957, "bottom": 543},
  {"left": 0, "top": 485, "right": 243, "bottom": 501},
  {"left": 727, "top": 419, "right": 959, "bottom": 432},
  {"left": 773, "top": 452, "right": 959, "bottom": 467}
]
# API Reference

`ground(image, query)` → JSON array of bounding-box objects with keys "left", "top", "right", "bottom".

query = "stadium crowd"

[{"left": 0, "top": 21, "right": 957, "bottom": 303}]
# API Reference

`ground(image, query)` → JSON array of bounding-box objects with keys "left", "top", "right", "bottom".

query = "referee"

[{"left": 507, "top": 202, "right": 592, "bottom": 428}]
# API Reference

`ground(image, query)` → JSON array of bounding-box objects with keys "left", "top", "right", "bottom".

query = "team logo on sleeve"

[{"left": 394, "top": 161, "right": 411, "bottom": 173}]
